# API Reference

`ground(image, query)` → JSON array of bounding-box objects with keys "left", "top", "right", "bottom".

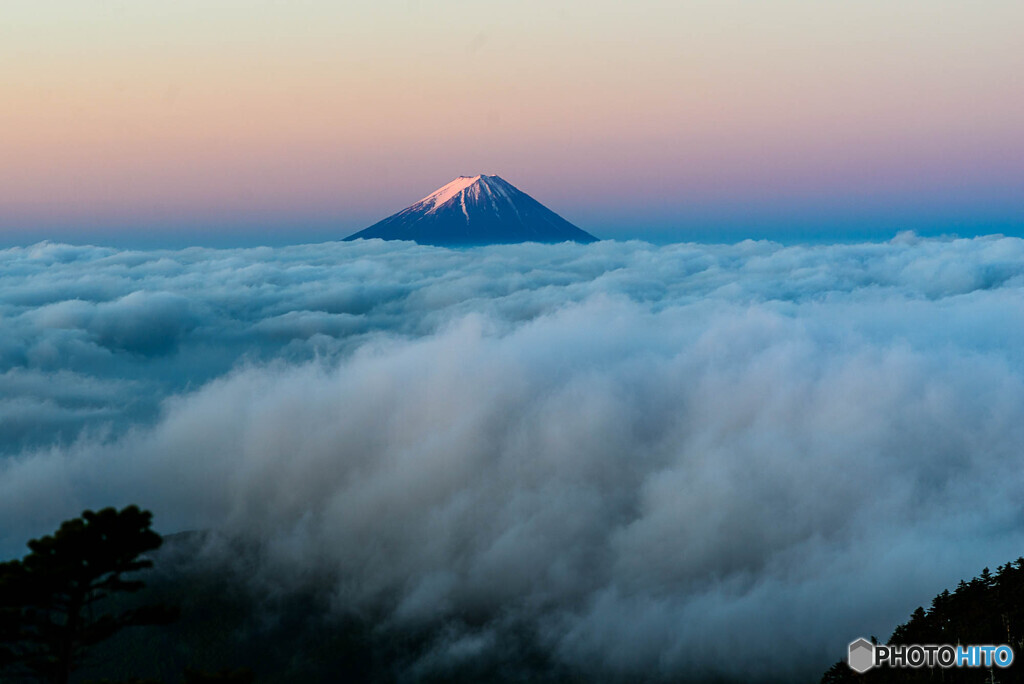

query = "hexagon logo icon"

[{"left": 848, "top": 638, "right": 875, "bottom": 673}]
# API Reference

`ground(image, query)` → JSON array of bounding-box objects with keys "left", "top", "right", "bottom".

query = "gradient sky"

[{"left": 2, "top": 0, "right": 1022, "bottom": 245}]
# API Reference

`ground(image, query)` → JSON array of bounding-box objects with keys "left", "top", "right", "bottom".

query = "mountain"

[{"left": 344, "top": 175, "right": 598, "bottom": 246}]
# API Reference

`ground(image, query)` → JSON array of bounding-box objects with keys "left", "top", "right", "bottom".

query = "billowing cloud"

[{"left": 2, "top": 234, "right": 1024, "bottom": 680}]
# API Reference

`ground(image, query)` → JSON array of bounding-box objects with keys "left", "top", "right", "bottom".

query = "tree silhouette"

[
  {"left": 0, "top": 506, "right": 177, "bottom": 684},
  {"left": 820, "top": 557, "right": 1024, "bottom": 683}
]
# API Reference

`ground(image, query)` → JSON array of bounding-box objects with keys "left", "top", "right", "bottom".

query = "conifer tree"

[{"left": 0, "top": 506, "right": 177, "bottom": 684}]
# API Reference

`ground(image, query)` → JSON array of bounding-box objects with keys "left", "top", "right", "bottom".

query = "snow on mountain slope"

[
  {"left": 414, "top": 175, "right": 482, "bottom": 214},
  {"left": 344, "top": 175, "right": 598, "bottom": 246}
]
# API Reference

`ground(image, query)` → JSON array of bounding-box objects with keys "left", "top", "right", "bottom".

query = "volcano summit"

[{"left": 344, "top": 175, "right": 598, "bottom": 246}]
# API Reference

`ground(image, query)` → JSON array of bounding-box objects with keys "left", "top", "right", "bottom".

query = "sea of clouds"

[{"left": 3, "top": 234, "right": 1024, "bottom": 680}]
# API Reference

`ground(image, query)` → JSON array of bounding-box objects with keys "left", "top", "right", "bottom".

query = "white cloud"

[{"left": 2, "top": 234, "right": 1024, "bottom": 679}]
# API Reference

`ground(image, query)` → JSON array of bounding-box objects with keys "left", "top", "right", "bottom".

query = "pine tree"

[{"left": 0, "top": 506, "right": 177, "bottom": 684}]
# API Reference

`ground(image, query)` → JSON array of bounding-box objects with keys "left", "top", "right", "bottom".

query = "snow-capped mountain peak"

[
  {"left": 345, "top": 175, "right": 597, "bottom": 246},
  {"left": 415, "top": 175, "right": 482, "bottom": 214}
]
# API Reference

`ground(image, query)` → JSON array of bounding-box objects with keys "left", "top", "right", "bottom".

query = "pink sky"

[{"left": 2, "top": 1, "right": 1022, "bottom": 243}]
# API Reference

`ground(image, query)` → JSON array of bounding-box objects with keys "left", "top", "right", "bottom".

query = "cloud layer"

[{"left": 3, "top": 235, "right": 1024, "bottom": 680}]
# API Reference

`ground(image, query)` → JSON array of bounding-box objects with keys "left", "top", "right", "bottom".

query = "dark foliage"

[
  {"left": 821, "top": 559, "right": 1024, "bottom": 683},
  {"left": 83, "top": 667, "right": 255, "bottom": 684},
  {"left": 180, "top": 667, "right": 256, "bottom": 684},
  {"left": 0, "top": 506, "right": 177, "bottom": 684}
]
